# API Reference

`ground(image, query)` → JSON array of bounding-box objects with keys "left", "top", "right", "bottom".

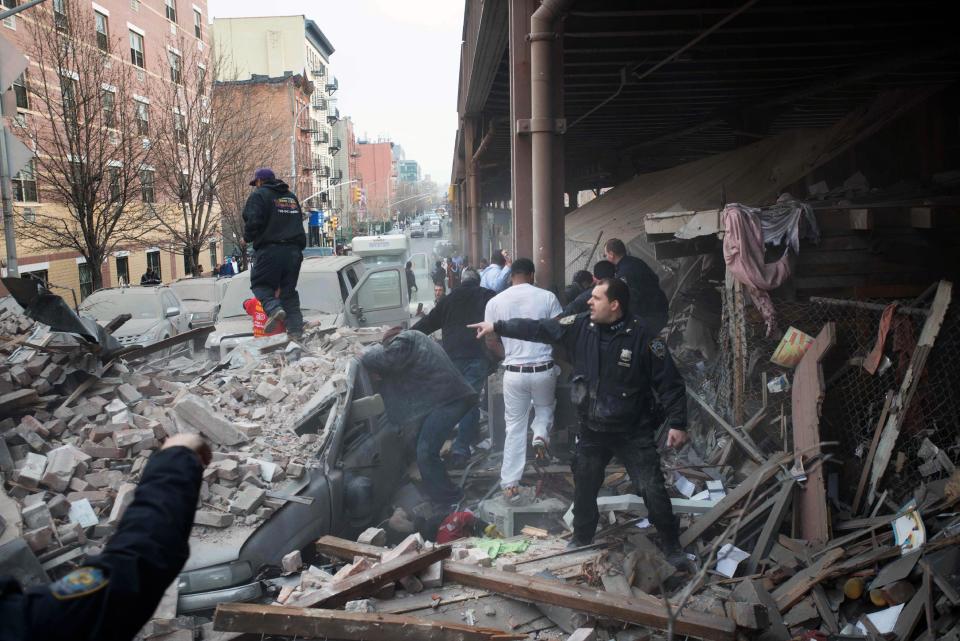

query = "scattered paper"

[
  {"left": 767, "top": 374, "right": 791, "bottom": 393},
  {"left": 770, "top": 326, "right": 815, "bottom": 368},
  {"left": 673, "top": 472, "right": 696, "bottom": 498},
  {"left": 892, "top": 499, "right": 926, "bottom": 555},
  {"left": 856, "top": 603, "right": 905, "bottom": 635},
  {"left": 635, "top": 518, "right": 651, "bottom": 529},
  {"left": 68, "top": 499, "right": 99, "bottom": 528},
  {"left": 715, "top": 543, "right": 750, "bottom": 578}
]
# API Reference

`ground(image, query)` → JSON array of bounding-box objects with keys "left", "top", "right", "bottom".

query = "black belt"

[{"left": 505, "top": 362, "right": 553, "bottom": 373}]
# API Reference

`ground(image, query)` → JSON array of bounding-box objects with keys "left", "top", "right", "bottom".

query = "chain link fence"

[{"left": 684, "top": 290, "right": 960, "bottom": 504}]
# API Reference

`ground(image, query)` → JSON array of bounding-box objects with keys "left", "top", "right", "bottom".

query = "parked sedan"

[
  {"left": 169, "top": 277, "right": 230, "bottom": 327},
  {"left": 408, "top": 222, "right": 424, "bottom": 238},
  {"left": 177, "top": 359, "right": 416, "bottom": 612},
  {"left": 77, "top": 286, "right": 191, "bottom": 347},
  {"left": 425, "top": 220, "right": 442, "bottom": 238}
]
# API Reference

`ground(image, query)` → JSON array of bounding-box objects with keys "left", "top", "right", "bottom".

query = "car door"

[{"left": 344, "top": 265, "right": 410, "bottom": 329}]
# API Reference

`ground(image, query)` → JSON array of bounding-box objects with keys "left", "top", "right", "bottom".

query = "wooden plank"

[
  {"left": 893, "top": 582, "right": 927, "bottom": 641},
  {"left": 213, "top": 603, "right": 525, "bottom": 641},
  {"left": 442, "top": 561, "right": 737, "bottom": 641},
  {"left": 686, "top": 385, "right": 766, "bottom": 464},
  {"left": 115, "top": 325, "right": 214, "bottom": 360},
  {"left": 733, "top": 579, "right": 790, "bottom": 641},
  {"left": 745, "top": 479, "right": 795, "bottom": 575},
  {"left": 643, "top": 210, "right": 699, "bottom": 236},
  {"left": 316, "top": 535, "right": 385, "bottom": 561},
  {"left": 771, "top": 548, "right": 844, "bottom": 612},
  {"left": 811, "top": 584, "right": 839, "bottom": 634},
  {"left": 298, "top": 546, "right": 450, "bottom": 609},
  {"left": 852, "top": 391, "right": 894, "bottom": 515},
  {"left": 791, "top": 323, "right": 836, "bottom": 546},
  {"left": 679, "top": 453, "right": 789, "bottom": 548},
  {"left": 868, "top": 281, "right": 953, "bottom": 502}
]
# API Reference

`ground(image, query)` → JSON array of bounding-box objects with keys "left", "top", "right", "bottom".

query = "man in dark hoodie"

[{"left": 242, "top": 168, "right": 307, "bottom": 337}]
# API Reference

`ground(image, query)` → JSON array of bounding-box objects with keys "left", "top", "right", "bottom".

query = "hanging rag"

[{"left": 722, "top": 196, "right": 819, "bottom": 336}]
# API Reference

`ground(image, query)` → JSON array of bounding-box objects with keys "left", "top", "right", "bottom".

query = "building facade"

[
  {"left": 1, "top": 0, "right": 221, "bottom": 300},
  {"left": 212, "top": 15, "right": 338, "bottom": 211},
  {"left": 398, "top": 160, "right": 421, "bottom": 183},
  {"left": 355, "top": 140, "right": 396, "bottom": 222},
  {"left": 331, "top": 116, "right": 357, "bottom": 232}
]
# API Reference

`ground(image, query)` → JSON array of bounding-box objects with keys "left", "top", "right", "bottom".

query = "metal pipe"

[
  {"left": 1, "top": 125, "right": 18, "bottom": 277},
  {"left": 529, "top": 0, "right": 573, "bottom": 287},
  {"left": 471, "top": 122, "right": 496, "bottom": 164},
  {"left": 0, "top": 0, "right": 48, "bottom": 20}
]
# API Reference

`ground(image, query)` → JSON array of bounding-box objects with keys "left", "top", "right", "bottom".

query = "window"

[
  {"left": 193, "top": 9, "right": 201, "bottom": 38},
  {"left": 13, "top": 159, "right": 38, "bottom": 202},
  {"left": 116, "top": 256, "right": 129, "bottom": 285},
  {"left": 52, "top": 0, "right": 67, "bottom": 32},
  {"left": 94, "top": 11, "right": 109, "bottom": 51},
  {"left": 135, "top": 100, "right": 149, "bottom": 135},
  {"left": 177, "top": 173, "right": 189, "bottom": 201},
  {"left": 209, "top": 242, "right": 217, "bottom": 270},
  {"left": 174, "top": 112, "right": 187, "bottom": 144},
  {"left": 168, "top": 51, "right": 181, "bottom": 84},
  {"left": 102, "top": 89, "right": 115, "bottom": 128},
  {"left": 140, "top": 169, "right": 155, "bottom": 203},
  {"left": 78, "top": 263, "right": 94, "bottom": 299},
  {"left": 358, "top": 270, "right": 401, "bottom": 310},
  {"left": 2, "top": 0, "right": 17, "bottom": 30},
  {"left": 21, "top": 207, "right": 36, "bottom": 223},
  {"left": 23, "top": 270, "right": 48, "bottom": 285},
  {"left": 165, "top": 0, "right": 176, "bottom": 23},
  {"left": 108, "top": 166, "right": 121, "bottom": 201},
  {"left": 13, "top": 73, "right": 28, "bottom": 110},
  {"left": 129, "top": 30, "right": 144, "bottom": 68},
  {"left": 61, "top": 76, "right": 76, "bottom": 115},
  {"left": 146, "top": 250, "right": 161, "bottom": 280},
  {"left": 197, "top": 65, "right": 206, "bottom": 95},
  {"left": 182, "top": 248, "right": 193, "bottom": 276}
]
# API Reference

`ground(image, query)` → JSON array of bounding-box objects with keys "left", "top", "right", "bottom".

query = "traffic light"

[
  {"left": 331, "top": 216, "right": 339, "bottom": 228},
  {"left": 351, "top": 186, "right": 361, "bottom": 203}
]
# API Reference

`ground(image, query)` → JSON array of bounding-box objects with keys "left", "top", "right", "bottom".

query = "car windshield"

[
  {"left": 219, "top": 272, "right": 345, "bottom": 319},
  {"left": 170, "top": 281, "right": 219, "bottom": 302},
  {"left": 78, "top": 290, "right": 162, "bottom": 321}
]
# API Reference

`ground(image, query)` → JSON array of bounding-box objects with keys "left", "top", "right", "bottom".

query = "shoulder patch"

[
  {"left": 559, "top": 314, "right": 577, "bottom": 326},
  {"left": 649, "top": 338, "right": 666, "bottom": 359},
  {"left": 50, "top": 567, "right": 109, "bottom": 601}
]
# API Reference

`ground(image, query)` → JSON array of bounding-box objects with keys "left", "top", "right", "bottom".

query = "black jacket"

[
  {"left": 411, "top": 280, "right": 495, "bottom": 361},
  {"left": 494, "top": 313, "right": 685, "bottom": 433},
  {"left": 242, "top": 179, "right": 307, "bottom": 250},
  {"left": 360, "top": 330, "right": 476, "bottom": 426},
  {"left": 0, "top": 446, "right": 202, "bottom": 641},
  {"left": 563, "top": 288, "right": 592, "bottom": 316},
  {"left": 615, "top": 255, "right": 669, "bottom": 329}
]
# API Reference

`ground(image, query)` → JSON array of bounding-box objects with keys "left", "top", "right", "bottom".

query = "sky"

[{"left": 208, "top": 0, "right": 463, "bottom": 186}]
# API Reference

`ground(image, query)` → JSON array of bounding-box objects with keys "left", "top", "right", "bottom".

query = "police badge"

[{"left": 649, "top": 338, "right": 666, "bottom": 359}]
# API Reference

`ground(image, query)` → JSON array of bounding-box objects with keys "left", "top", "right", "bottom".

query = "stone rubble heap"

[{"left": 0, "top": 301, "right": 378, "bottom": 575}]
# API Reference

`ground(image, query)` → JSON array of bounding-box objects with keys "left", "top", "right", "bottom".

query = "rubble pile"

[{"left": 1, "top": 306, "right": 378, "bottom": 574}]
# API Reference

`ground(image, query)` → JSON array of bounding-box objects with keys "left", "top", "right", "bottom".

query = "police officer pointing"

[
  {"left": 1, "top": 434, "right": 210, "bottom": 641},
  {"left": 470, "top": 278, "right": 688, "bottom": 561}
]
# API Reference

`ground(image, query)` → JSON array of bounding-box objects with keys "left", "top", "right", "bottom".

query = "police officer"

[
  {"left": 470, "top": 278, "right": 688, "bottom": 561},
  {"left": 0, "top": 434, "right": 210, "bottom": 641},
  {"left": 242, "top": 167, "right": 307, "bottom": 337},
  {"left": 604, "top": 238, "right": 669, "bottom": 333}
]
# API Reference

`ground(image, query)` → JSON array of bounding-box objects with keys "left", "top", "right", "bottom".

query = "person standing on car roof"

[
  {"left": 0, "top": 434, "right": 211, "bottom": 641},
  {"left": 242, "top": 168, "right": 307, "bottom": 338},
  {"left": 360, "top": 328, "right": 477, "bottom": 507},
  {"left": 411, "top": 268, "right": 496, "bottom": 467},
  {"left": 469, "top": 278, "right": 688, "bottom": 565}
]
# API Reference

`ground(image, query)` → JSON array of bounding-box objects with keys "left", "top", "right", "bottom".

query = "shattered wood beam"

[
  {"left": 213, "top": 603, "right": 525, "bottom": 641},
  {"left": 772, "top": 548, "right": 844, "bottom": 612},
  {"left": 791, "top": 323, "right": 836, "bottom": 546},
  {"left": 298, "top": 546, "right": 450, "bottom": 608},
  {"left": 868, "top": 281, "right": 953, "bottom": 503},
  {"left": 442, "top": 562, "right": 736, "bottom": 641},
  {"left": 679, "top": 453, "right": 790, "bottom": 548},
  {"left": 686, "top": 385, "right": 765, "bottom": 464},
  {"left": 316, "top": 535, "right": 385, "bottom": 561},
  {"left": 745, "top": 479, "right": 795, "bottom": 575},
  {"left": 851, "top": 390, "right": 893, "bottom": 515}
]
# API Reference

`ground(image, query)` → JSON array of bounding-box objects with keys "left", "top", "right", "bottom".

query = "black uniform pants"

[
  {"left": 250, "top": 243, "right": 304, "bottom": 334},
  {"left": 572, "top": 426, "right": 679, "bottom": 547}
]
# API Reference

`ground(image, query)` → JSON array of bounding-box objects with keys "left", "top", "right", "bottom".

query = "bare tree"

[
  {"left": 149, "top": 35, "right": 269, "bottom": 275},
  {"left": 14, "top": 0, "right": 156, "bottom": 290}
]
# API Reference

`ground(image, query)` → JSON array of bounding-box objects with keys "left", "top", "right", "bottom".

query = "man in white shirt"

[
  {"left": 479, "top": 250, "right": 512, "bottom": 293},
  {"left": 483, "top": 258, "right": 562, "bottom": 503}
]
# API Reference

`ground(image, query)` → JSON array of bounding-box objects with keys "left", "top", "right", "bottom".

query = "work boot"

[
  {"left": 566, "top": 538, "right": 593, "bottom": 550},
  {"left": 263, "top": 308, "right": 286, "bottom": 334},
  {"left": 532, "top": 436, "right": 549, "bottom": 462},
  {"left": 662, "top": 541, "right": 693, "bottom": 571}
]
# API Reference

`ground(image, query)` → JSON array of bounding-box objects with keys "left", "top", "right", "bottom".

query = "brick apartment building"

[
  {"left": 355, "top": 140, "right": 396, "bottom": 222},
  {"left": 1, "top": 0, "right": 221, "bottom": 300}
]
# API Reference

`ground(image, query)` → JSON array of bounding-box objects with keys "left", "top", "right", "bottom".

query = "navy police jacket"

[{"left": 493, "top": 312, "right": 686, "bottom": 433}]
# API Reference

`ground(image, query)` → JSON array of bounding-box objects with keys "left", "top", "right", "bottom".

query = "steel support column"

[
  {"left": 464, "top": 118, "right": 481, "bottom": 265},
  {"left": 509, "top": 0, "right": 535, "bottom": 260}
]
